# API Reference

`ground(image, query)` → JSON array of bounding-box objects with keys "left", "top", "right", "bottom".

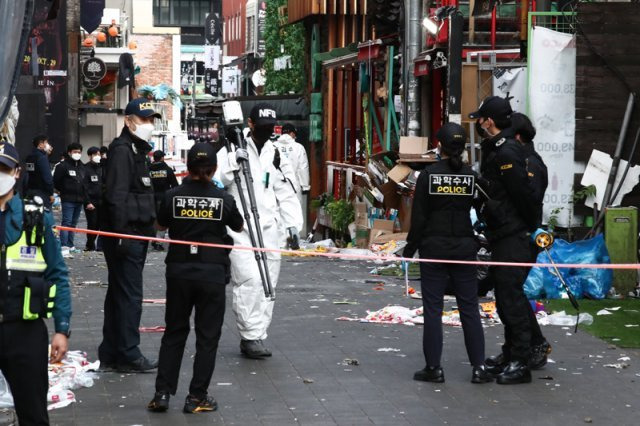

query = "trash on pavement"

[
  {"left": 377, "top": 348, "right": 402, "bottom": 352},
  {"left": 603, "top": 363, "right": 629, "bottom": 369},
  {"left": 537, "top": 311, "right": 594, "bottom": 326},
  {"left": 47, "top": 351, "right": 99, "bottom": 410},
  {"left": 524, "top": 234, "right": 612, "bottom": 300},
  {"left": 139, "top": 326, "right": 166, "bottom": 333}
]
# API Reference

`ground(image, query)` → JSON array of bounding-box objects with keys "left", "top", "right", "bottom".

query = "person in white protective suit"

[
  {"left": 274, "top": 124, "right": 310, "bottom": 233},
  {"left": 215, "top": 103, "right": 303, "bottom": 359}
]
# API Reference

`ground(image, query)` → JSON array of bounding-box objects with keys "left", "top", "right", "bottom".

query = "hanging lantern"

[
  {"left": 96, "top": 32, "right": 107, "bottom": 43},
  {"left": 108, "top": 25, "right": 118, "bottom": 37},
  {"left": 83, "top": 37, "right": 94, "bottom": 47},
  {"left": 128, "top": 40, "right": 138, "bottom": 50}
]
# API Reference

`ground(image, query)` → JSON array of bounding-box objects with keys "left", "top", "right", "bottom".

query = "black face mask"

[
  {"left": 252, "top": 126, "right": 274, "bottom": 144},
  {"left": 475, "top": 120, "right": 489, "bottom": 138}
]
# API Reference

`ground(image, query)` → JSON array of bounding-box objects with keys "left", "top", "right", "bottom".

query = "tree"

[{"left": 263, "top": 0, "right": 306, "bottom": 94}]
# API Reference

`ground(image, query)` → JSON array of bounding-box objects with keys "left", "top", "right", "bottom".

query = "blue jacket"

[{"left": 3, "top": 196, "right": 71, "bottom": 333}]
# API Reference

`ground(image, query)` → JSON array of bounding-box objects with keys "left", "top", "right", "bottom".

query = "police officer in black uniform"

[
  {"left": 470, "top": 96, "right": 541, "bottom": 384},
  {"left": 83, "top": 147, "right": 103, "bottom": 251},
  {"left": 147, "top": 143, "right": 243, "bottom": 414},
  {"left": 404, "top": 123, "right": 492, "bottom": 384},
  {"left": 24, "top": 134, "right": 54, "bottom": 208},
  {"left": 99, "top": 98, "right": 159, "bottom": 372},
  {"left": 149, "top": 150, "right": 178, "bottom": 251},
  {"left": 509, "top": 112, "right": 551, "bottom": 368}
]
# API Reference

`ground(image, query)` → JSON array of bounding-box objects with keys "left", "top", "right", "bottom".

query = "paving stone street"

[{"left": 30, "top": 229, "right": 639, "bottom": 426}]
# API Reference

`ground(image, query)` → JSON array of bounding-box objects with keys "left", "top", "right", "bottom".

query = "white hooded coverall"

[
  {"left": 273, "top": 133, "right": 310, "bottom": 206},
  {"left": 216, "top": 137, "right": 303, "bottom": 341}
]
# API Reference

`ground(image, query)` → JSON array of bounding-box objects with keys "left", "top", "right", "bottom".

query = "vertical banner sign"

[
  {"left": 80, "top": 0, "right": 105, "bottom": 33},
  {"left": 21, "top": 0, "right": 68, "bottom": 155},
  {"left": 529, "top": 27, "right": 579, "bottom": 227},
  {"left": 204, "top": 6, "right": 222, "bottom": 97},
  {"left": 204, "top": 70, "right": 219, "bottom": 95},
  {"left": 256, "top": 1, "right": 267, "bottom": 57}
]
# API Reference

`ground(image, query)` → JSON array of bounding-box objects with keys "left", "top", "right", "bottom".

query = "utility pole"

[
  {"left": 67, "top": 0, "right": 80, "bottom": 144},
  {"left": 404, "top": 0, "right": 422, "bottom": 136}
]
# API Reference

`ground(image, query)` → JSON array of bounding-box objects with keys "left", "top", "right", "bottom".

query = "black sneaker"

[
  {"left": 485, "top": 352, "right": 508, "bottom": 375},
  {"left": 152, "top": 243, "right": 165, "bottom": 252},
  {"left": 117, "top": 356, "right": 158, "bottom": 373},
  {"left": 183, "top": 394, "right": 218, "bottom": 413},
  {"left": 240, "top": 340, "right": 271, "bottom": 359},
  {"left": 496, "top": 361, "right": 532, "bottom": 385},
  {"left": 97, "top": 361, "right": 117, "bottom": 372},
  {"left": 529, "top": 341, "right": 552, "bottom": 370},
  {"left": 413, "top": 366, "right": 445, "bottom": 383},
  {"left": 471, "top": 366, "right": 494, "bottom": 384},
  {"left": 147, "top": 391, "right": 170, "bottom": 412}
]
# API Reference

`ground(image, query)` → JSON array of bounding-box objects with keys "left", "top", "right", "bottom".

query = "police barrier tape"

[{"left": 55, "top": 226, "right": 640, "bottom": 270}]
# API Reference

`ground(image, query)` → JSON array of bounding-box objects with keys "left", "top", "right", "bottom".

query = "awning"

[
  {"left": 357, "top": 40, "right": 383, "bottom": 62},
  {"left": 314, "top": 43, "right": 359, "bottom": 69}
]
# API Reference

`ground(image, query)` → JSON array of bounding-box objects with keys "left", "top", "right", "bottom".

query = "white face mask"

[
  {"left": 0, "top": 171, "right": 16, "bottom": 197},
  {"left": 71, "top": 153, "right": 82, "bottom": 161},
  {"left": 91, "top": 156, "right": 101, "bottom": 164},
  {"left": 131, "top": 123, "right": 155, "bottom": 142}
]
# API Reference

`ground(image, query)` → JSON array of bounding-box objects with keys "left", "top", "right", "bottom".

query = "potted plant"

[{"left": 85, "top": 91, "right": 97, "bottom": 105}]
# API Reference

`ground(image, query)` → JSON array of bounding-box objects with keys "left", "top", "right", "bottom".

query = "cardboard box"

[
  {"left": 369, "top": 219, "right": 395, "bottom": 245},
  {"left": 371, "top": 232, "right": 408, "bottom": 245},
  {"left": 380, "top": 181, "right": 401, "bottom": 210},
  {"left": 400, "top": 136, "right": 429, "bottom": 157},
  {"left": 388, "top": 164, "right": 412, "bottom": 184}
]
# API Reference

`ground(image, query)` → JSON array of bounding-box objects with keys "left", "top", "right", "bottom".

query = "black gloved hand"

[{"left": 287, "top": 227, "right": 300, "bottom": 250}]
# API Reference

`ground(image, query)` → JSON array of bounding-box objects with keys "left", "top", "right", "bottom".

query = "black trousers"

[
  {"left": 420, "top": 262, "right": 485, "bottom": 368},
  {"left": 0, "top": 320, "right": 49, "bottom": 425},
  {"left": 99, "top": 237, "right": 149, "bottom": 364},
  {"left": 84, "top": 206, "right": 99, "bottom": 249},
  {"left": 155, "top": 275, "right": 226, "bottom": 399},
  {"left": 490, "top": 232, "right": 546, "bottom": 362}
]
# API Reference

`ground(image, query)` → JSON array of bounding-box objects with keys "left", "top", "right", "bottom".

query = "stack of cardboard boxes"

[{"left": 348, "top": 136, "right": 436, "bottom": 248}]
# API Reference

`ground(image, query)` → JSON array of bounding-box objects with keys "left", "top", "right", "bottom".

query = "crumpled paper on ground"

[{"left": 336, "top": 302, "right": 499, "bottom": 327}]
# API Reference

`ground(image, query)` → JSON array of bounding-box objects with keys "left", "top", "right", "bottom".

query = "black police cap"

[
  {"left": 436, "top": 122, "right": 467, "bottom": 152},
  {"left": 187, "top": 143, "right": 217, "bottom": 168},
  {"left": 469, "top": 96, "right": 513, "bottom": 120}
]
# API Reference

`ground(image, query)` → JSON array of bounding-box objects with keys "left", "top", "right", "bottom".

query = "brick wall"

[{"left": 133, "top": 34, "right": 174, "bottom": 120}]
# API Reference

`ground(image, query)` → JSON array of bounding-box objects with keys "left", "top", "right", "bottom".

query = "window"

[{"left": 153, "top": 0, "right": 211, "bottom": 27}]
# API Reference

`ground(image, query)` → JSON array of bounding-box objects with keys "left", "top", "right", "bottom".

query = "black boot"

[
  {"left": 413, "top": 366, "right": 445, "bottom": 383},
  {"left": 471, "top": 366, "right": 494, "bottom": 384},
  {"left": 496, "top": 361, "right": 532, "bottom": 385},
  {"left": 529, "top": 341, "right": 552, "bottom": 370},
  {"left": 485, "top": 352, "right": 508, "bottom": 375}
]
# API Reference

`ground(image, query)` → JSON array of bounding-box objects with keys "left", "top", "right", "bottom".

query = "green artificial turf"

[{"left": 543, "top": 299, "right": 640, "bottom": 348}]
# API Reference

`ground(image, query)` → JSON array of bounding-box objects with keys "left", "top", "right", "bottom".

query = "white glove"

[{"left": 235, "top": 148, "right": 249, "bottom": 163}]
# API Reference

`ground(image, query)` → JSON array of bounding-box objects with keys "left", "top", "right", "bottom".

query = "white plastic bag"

[
  {"left": 0, "top": 372, "right": 14, "bottom": 408},
  {"left": 538, "top": 311, "right": 594, "bottom": 326}
]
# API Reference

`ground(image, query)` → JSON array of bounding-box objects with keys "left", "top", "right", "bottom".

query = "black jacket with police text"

[
  {"left": 53, "top": 156, "right": 88, "bottom": 204},
  {"left": 158, "top": 179, "right": 243, "bottom": 282},
  {"left": 405, "top": 160, "right": 479, "bottom": 260},
  {"left": 102, "top": 127, "right": 156, "bottom": 236},
  {"left": 479, "top": 130, "right": 538, "bottom": 241},
  {"left": 149, "top": 161, "right": 179, "bottom": 195}
]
